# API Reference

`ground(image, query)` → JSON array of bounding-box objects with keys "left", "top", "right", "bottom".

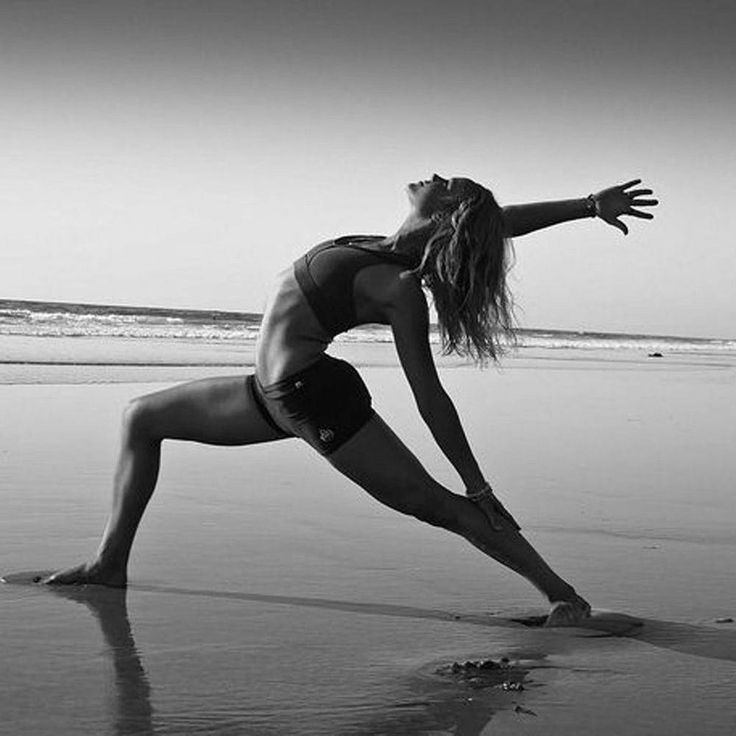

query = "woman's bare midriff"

[{"left": 255, "top": 268, "right": 332, "bottom": 386}]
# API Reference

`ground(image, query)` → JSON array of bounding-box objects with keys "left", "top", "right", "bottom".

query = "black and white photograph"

[{"left": 1, "top": 1, "right": 734, "bottom": 734}]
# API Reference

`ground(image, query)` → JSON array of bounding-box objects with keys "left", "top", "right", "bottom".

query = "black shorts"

[{"left": 246, "top": 355, "right": 374, "bottom": 455}]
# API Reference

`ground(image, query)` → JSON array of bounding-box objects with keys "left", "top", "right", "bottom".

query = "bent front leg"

[{"left": 45, "top": 375, "right": 290, "bottom": 587}]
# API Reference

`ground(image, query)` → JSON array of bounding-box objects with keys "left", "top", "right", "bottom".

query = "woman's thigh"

[
  {"left": 327, "top": 412, "right": 458, "bottom": 524},
  {"left": 130, "top": 375, "right": 291, "bottom": 447}
]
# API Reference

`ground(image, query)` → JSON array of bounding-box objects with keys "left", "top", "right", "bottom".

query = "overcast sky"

[{"left": 2, "top": 0, "right": 734, "bottom": 337}]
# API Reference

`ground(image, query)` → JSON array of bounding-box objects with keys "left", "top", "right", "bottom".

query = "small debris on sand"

[
  {"left": 436, "top": 657, "right": 526, "bottom": 691},
  {"left": 443, "top": 659, "right": 502, "bottom": 676},
  {"left": 715, "top": 617, "right": 734, "bottom": 624}
]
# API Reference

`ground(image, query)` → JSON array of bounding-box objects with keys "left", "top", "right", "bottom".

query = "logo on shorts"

[{"left": 318, "top": 428, "right": 335, "bottom": 444}]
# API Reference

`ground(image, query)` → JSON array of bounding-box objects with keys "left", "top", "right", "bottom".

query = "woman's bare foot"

[
  {"left": 41, "top": 560, "right": 127, "bottom": 588},
  {"left": 545, "top": 593, "right": 592, "bottom": 627}
]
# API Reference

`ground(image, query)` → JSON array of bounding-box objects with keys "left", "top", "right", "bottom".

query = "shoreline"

[{"left": 2, "top": 333, "right": 734, "bottom": 386}]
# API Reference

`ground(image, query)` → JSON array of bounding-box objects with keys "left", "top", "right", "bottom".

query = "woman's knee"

[{"left": 121, "top": 396, "right": 160, "bottom": 442}]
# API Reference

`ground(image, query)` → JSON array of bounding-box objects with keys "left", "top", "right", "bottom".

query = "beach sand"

[{"left": 1, "top": 349, "right": 735, "bottom": 735}]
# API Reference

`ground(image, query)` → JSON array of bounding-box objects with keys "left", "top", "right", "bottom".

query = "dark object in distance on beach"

[
  {"left": 715, "top": 617, "right": 734, "bottom": 624},
  {"left": 648, "top": 352, "right": 663, "bottom": 358}
]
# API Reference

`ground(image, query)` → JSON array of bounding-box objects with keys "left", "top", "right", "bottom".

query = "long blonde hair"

[{"left": 412, "top": 184, "right": 515, "bottom": 363}]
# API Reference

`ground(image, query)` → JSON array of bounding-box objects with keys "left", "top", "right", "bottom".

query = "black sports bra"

[{"left": 293, "top": 235, "right": 417, "bottom": 337}]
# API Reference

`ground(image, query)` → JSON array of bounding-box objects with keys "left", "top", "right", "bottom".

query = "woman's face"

[{"left": 407, "top": 174, "right": 478, "bottom": 218}]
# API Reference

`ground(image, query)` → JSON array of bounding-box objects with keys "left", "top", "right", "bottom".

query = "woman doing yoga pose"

[{"left": 45, "top": 174, "right": 657, "bottom": 625}]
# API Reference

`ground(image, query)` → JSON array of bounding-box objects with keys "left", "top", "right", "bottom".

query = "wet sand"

[{"left": 1, "top": 350, "right": 735, "bottom": 735}]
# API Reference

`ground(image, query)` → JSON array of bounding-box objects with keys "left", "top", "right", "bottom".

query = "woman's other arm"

[
  {"left": 387, "top": 277, "right": 486, "bottom": 492},
  {"left": 387, "top": 277, "right": 520, "bottom": 530},
  {"left": 502, "top": 178, "right": 658, "bottom": 238}
]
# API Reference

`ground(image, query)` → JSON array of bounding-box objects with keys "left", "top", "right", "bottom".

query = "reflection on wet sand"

[
  {"left": 50, "top": 582, "right": 526, "bottom": 736},
  {"left": 20, "top": 579, "right": 736, "bottom": 736},
  {"left": 48, "top": 586, "right": 153, "bottom": 736},
  {"left": 36, "top": 579, "right": 539, "bottom": 735}
]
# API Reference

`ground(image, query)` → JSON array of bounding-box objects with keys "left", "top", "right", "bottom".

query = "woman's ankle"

[{"left": 546, "top": 582, "right": 577, "bottom": 604}]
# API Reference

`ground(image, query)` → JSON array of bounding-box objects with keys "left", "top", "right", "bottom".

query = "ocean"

[{"left": 2, "top": 298, "right": 734, "bottom": 365}]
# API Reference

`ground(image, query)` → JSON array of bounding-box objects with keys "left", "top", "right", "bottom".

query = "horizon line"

[{"left": 1, "top": 297, "right": 733, "bottom": 343}]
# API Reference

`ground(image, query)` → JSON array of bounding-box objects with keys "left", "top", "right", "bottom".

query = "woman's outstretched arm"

[{"left": 502, "top": 178, "right": 658, "bottom": 238}]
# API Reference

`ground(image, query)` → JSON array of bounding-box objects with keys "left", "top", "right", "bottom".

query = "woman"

[{"left": 45, "top": 175, "right": 657, "bottom": 625}]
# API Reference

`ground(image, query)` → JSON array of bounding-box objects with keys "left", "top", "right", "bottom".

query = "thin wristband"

[
  {"left": 467, "top": 482, "right": 494, "bottom": 501},
  {"left": 585, "top": 194, "right": 598, "bottom": 218}
]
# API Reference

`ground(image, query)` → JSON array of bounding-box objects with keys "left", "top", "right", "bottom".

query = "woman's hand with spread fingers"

[{"left": 593, "top": 179, "right": 659, "bottom": 235}]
